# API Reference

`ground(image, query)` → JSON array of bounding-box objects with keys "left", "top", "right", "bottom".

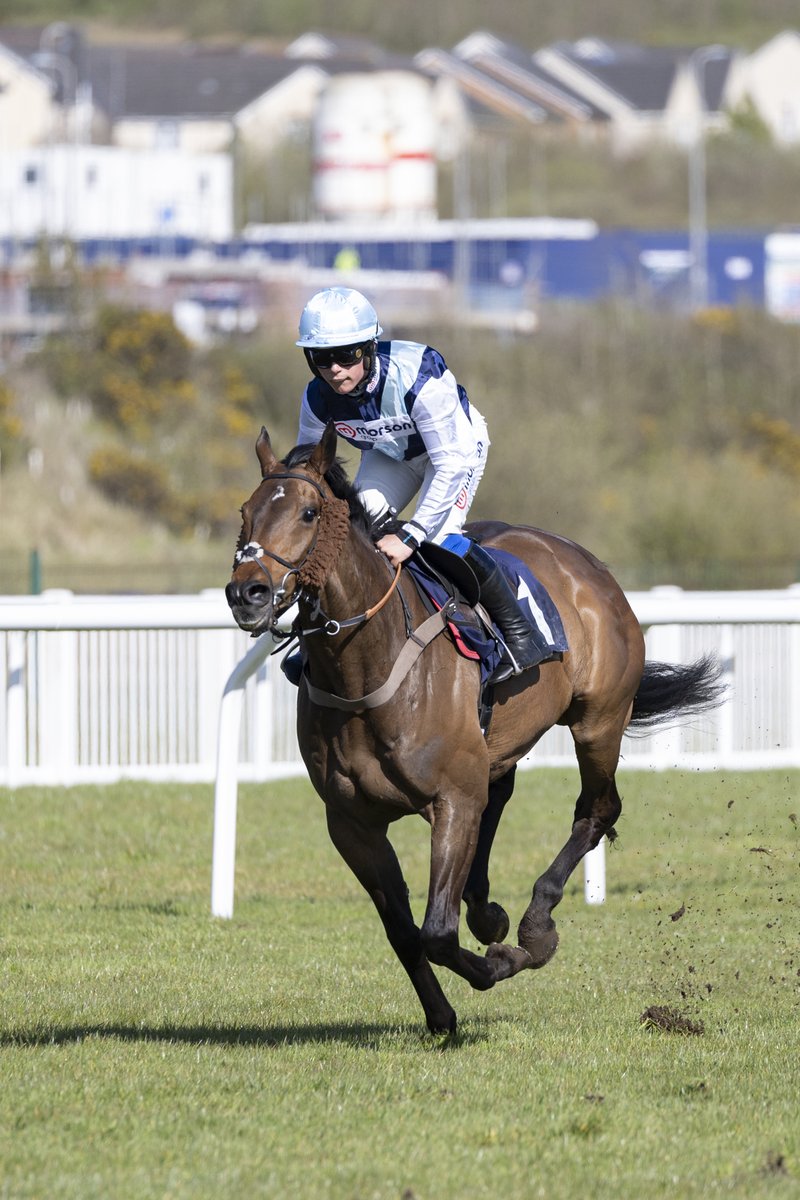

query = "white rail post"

[
  {"left": 584, "top": 838, "right": 606, "bottom": 905},
  {"left": 38, "top": 591, "right": 78, "bottom": 779},
  {"left": 5, "top": 630, "right": 27, "bottom": 788},
  {"left": 211, "top": 633, "right": 275, "bottom": 918},
  {"left": 717, "top": 623, "right": 736, "bottom": 759},
  {"left": 790, "top": 610, "right": 800, "bottom": 760},
  {"left": 198, "top": 591, "right": 239, "bottom": 775}
]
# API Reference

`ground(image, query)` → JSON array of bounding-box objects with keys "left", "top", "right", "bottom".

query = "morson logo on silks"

[
  {"left": 455, "top": 461, "right": 478, "bottom": 509},
  {"left": 334, "top": 417, "right": 415, "bottom": 441}
]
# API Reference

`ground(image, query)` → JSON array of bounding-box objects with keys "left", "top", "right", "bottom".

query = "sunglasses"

[{"left": 308, "top": 344, "right": 366, "bottom": 369}]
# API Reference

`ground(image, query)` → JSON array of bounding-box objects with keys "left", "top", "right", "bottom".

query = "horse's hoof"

[
  {"left": 426, "top": 1003, "right": 457, "bottom": 1035},
  {"left": 517, "top": 925, "right": 559, "bottom": 970},
  {"left": 466, "top": 899, "right": 510, "bottom": 946},
  {"left": 486, "top": 941, "right": 533, "bottom": 979}
]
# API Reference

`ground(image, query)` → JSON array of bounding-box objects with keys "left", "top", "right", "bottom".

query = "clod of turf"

[
  {"left": 640, "top": 1005, "right": 705, "bottom": 1035},
  {"left": 761, "top": 1152, "right": 789, "bottom": 1177}
]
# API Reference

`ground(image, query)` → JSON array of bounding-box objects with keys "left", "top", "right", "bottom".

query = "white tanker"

[{"left": 313, "top": 71, "right": 437, "bottom": 221}]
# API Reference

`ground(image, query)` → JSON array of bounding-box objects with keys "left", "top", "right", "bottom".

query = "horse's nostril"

[
  {"left": 225, "top": 579, "right": 271, "bottom": 610},
  {"left": 242, "top": 580, "right": 270, "bottom": 606}
]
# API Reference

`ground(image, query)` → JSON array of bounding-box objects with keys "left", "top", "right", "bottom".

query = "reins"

[
  {"left": 299, "top": 559, "right": 401, "bottom": 637},
  {"left": 297, "top": 556, "right": 454, "bottom": 712},
  {"left": 365, "top": 563, "right": 402, "bottom": 620},
  {"left": 236, "top": 462, "right": 452, "bottom": 710}
]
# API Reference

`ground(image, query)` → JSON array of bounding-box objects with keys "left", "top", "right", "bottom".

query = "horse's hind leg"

[
  {"left": 517, "top": 726, "right": 624, "bottom": 969},
  {"left": 462, "top": 767, "right": 516, "bottom": 945},
  {"left": 325, "top": 807, "right": 456, "bottom": 1034}
]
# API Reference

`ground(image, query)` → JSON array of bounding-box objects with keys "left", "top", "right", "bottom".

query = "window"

[{"left": 155, "top": 120, "right": 179, "bottom": 149}]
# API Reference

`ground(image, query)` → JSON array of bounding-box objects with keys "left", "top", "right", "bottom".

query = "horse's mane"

[{"left": 284, "top": 443, "right": 374, "bottom": 534}]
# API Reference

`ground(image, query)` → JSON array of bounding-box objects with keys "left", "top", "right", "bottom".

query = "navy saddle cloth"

[{"left": 406, "top": 546, "right": 568, "bottom": 687}]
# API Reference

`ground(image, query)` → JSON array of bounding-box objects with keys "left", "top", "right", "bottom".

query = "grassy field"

[{"left": 1, "top": 770, "right": 798, "bottom": 1199}]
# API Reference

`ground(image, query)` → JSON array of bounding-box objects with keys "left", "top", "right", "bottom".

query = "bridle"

[
  {"left": 234, "top": 470, "right": 328, "bottom": 603},
  {"left": 233, "top": 462, "right": 453, "bottom": 713},
  {"left": 233, "top": 468, "right": 401, "bottom": 636}
]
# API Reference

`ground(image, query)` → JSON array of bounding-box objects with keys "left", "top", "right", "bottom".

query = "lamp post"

[
  {"left": 31, "top": 49, "right": 79, "bottom": 240},
  {"left": 31, "top": 50, "right": 77, "bottom": 136},
  {"left": 687, "top": 45, "right": 727, "bottom": 311}
]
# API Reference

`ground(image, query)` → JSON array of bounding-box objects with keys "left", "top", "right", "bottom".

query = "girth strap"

[{"left": 302, "top": 604, "right": 454, "bottom": 712}]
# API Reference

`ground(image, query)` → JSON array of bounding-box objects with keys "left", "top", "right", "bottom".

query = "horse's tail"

[{"left": 628, "top": 654, "right": 725, "bottom": 732}]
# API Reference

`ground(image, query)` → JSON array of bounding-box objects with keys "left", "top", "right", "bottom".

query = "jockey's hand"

[{"left": 376, "top": 533, "right": 416, "bottom": 568}]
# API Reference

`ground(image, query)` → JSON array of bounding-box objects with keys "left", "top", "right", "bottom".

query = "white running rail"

[
  {"left": 209, "top": 584, "right": 800, "bottom": 916},
  {"left": 1, "top": 585, "right": 799, "bottom": 915}
]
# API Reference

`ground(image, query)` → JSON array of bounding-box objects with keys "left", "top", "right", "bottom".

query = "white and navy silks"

[{"left": 297, "top": 340, "right": 489, "bottom": 557}]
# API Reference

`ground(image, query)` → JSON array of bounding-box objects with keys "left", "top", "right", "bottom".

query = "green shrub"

[
  {"left": 88, "top": 446, "right": 172, "bottom": 517},
  {"left": 94, "top": 305, "right": 192, "bottom": 385},
  {"left": 0, "top": 380, "right": 25, "bottom": 468},
  {"left": 81, "top": 308, "right": 198, "bottom": 437},
  {"left": 36, "top": 335, "right": 93, "bottom": 398},
  {"left": 726, "top": 94, "right": 773, "bottom": 142},
  {"left": 745, "top": 413, "right": 800, "bottom": 478}
]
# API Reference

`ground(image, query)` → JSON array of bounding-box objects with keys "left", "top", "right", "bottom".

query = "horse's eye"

[{"left": 301, "top": 507, "right": 318, "bottom": 524}]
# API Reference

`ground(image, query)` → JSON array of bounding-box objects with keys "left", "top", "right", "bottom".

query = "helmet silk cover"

[{"left": 296, "top": 287, "right": 383, "bottom": 348}]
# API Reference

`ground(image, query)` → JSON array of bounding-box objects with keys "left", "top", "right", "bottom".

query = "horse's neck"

[{"left": 302, "top": 531, "right": 408, "bottom": 692}]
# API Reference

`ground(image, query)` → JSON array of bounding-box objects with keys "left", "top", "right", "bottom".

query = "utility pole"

[{"left": 687, "top": 45, "right": 727, "bottom": 311}]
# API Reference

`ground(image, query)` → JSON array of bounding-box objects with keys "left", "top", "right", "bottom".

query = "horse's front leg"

[
  {"left": 421, "top": 791, "right": 533, "bottom": 989},
  {"left": 325, "top": 807, "right": 456, "bottom": 1034}
]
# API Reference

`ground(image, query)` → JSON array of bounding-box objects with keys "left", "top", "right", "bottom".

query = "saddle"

[
  {"left": 407, "top": 543, "right": 568, "bottom": 732},
  {"left": 281, "top": 540, "right": 567, "bottom": 732}
]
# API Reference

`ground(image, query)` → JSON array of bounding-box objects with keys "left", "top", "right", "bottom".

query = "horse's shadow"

[{"left": 0, "top": 1017, "right": 500, "bottom": 1050}]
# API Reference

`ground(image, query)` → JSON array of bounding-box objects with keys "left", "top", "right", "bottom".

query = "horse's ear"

[
  {"left": 309, "top": 420, "right": 338, "bottom": 477},
  {"left": 256, "top": 426, "right": 278, "bottom": 476}
]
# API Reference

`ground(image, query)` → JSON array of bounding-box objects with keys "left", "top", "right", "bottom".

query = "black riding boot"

[{"left": 465, "top": 541, "right": 551, "bottom": 684}]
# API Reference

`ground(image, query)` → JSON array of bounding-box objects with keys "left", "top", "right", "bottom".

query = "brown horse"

[{"left": 226, "top": 423, "right": 722, "bottom": 1034}]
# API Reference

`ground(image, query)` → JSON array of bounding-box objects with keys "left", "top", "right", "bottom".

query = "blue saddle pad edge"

[
  {"left": 406, "top": 546, "right": 568, "bottom": 685},
  {"left": 489, "top": 547, "right": 569, "bottom": 656}
]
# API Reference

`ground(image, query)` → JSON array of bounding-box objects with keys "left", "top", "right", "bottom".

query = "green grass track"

[{"left": 1, "top": 770, "right": 798, "bottom": 1198}]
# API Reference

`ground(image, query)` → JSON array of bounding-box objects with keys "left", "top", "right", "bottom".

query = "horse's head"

[{"left": 226, "top": 422, "right": 348, "bottom": 636}]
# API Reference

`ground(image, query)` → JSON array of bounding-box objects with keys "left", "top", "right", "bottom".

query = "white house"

[
  {"left": 660, "top": 47, "right": 736, "bottom": 148},
  {"left": 100, "top": 46, "right": 329, "bottom": 155},
  {"left": 724, "top": 30, "right": 800, "bottom": 144},
  {"left": 0, "top": 29, "right": 335, "bottom": 156},
  {"left": 0, "top": 144, "right": 232, "bottom": 240},
  {"left": 0, "top": 41, "right": 55, "bottom": 149},
  {"left": 533, "top": 37, "right": 735, "bottom": 154}
]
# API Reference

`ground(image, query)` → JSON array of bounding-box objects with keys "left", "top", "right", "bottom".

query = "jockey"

[{"left": 290, "top": 285, "right": 549, "bottom": 683}]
